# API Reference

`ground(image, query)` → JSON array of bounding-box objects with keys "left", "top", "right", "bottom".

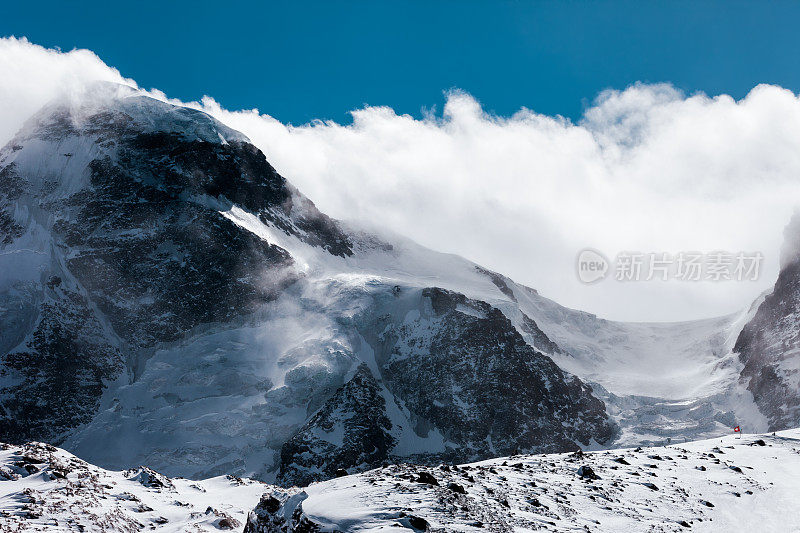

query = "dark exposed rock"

[
  {"left": 205, "top": 507, "right": 241, "bottom": 530},
  {"left": 61, "top": 142, "right": 297, "bottom": 354},
  {"left": 447, "top": 482, "right": 467, "bottom": 494},
  {"left": 127, "top": 466, "right": 175, "bottom": 490},
  {"left": 244, "top": 492, "right": 322, "bottom": 533},
  {"left": 476, "top": 266, "right": 564, "bottom": 355},
  {"left": 0, "top": 89, "right": 363, "bottom": 447},
  {"left": 369, "top": 288, "right": 616, "bottom": 463},
  {"left": 415, "top": 471, "right": 439, "bottom": 486},
  {"left": 475, "top": 266, "right": 518, "bottom": 302},
  {"left": 734, "top": 214, "right": 800, "bottom": 430},
  {"left": 278, "top": 364, "right": 396, "bottom": 486},
  {"left": 406, "top": 515, "right": 430, "bottom": 531},
  {"left": 518, "top": 312, "right": 564, "bottom": 356},
  {"left": 0, "top": 288, "right": 123, "bottom": 443},
  {"left": 577, "top": 465, "right": 600, "bottom": 480}
]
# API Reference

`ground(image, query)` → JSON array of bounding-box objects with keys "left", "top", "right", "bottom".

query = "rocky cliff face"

[
  {"left": 0, "top": 85, "right": 346, "bottom": 445},
  {"left": 278, "top": 364, "right": 395, "bottom": 485},
  {"left": 734, "top": 214, "right": 800, "bottom": 430},
  {"left": 372, "top": 288, "right": 615, "bottom": 458},
  {"left": 1, "top": 84, "right": 619, "bottom": 484},
  {"left": 276, "top": 287, "right": 616, "bottom": 485}
]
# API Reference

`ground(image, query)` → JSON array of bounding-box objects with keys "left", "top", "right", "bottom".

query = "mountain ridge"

[
  {"left": 0, "top": 85, "right": 617, "bottom": 484},
  {"left": 1, "top": 83, "right": 795, "bottom": 487}
]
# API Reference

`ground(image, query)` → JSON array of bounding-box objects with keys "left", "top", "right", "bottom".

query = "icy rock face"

[
  {"left": 276, "top": 287, "right": 617, "bottom": 486},
  {"left": 735, "top": 214, "right": 800, "bottom": 430},
  {"left": 371, "top": 288, "right": 616, "bottom": 459},
  {"left": 0, "top": 284, "right": 122, "bottom": 443},
  {"left": 278, "top": 364, "right": 395, "bottom": 486},
  {"left": 0, "top": 86, "right": 349, "bottom": 444}
]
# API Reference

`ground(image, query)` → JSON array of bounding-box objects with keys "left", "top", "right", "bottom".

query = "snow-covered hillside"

[
  {"left": 247, "top": 429, "right": 800, "bottom": 532},
  {"left": 0, "top": 441, "right": 267, "bottom": 532},
  {"left": 3, "top": 430, "right": 800, "bottom": 532}
]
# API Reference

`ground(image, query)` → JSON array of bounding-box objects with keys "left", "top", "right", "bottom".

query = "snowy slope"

[
  {"left": 3, "top": 430, "right": 800, "bottom": 532},
  {"left": 215, "top": 196, "right": 763, "bottom": 449},
  {"left": 248, "top": 429, "right": 800, "bottom": 533}
]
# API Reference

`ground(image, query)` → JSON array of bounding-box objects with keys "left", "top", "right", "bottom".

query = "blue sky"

[
  {"left": 4, "top": 2, "right": 800, "bottom": 321},
  {"left": 4, "top": 1, "right": 800, "bottom": 124}
]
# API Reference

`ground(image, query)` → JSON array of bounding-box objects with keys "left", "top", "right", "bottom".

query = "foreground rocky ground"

[
  {"left": 0, "top": 442, "right": 267, "bottom": 532},
  {"left": 2, "top": 429, "right": 800, "bottom": 532}
]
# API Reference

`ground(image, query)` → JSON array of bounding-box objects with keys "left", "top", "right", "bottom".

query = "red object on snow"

[{"left": 734, "top": 426, "right": 741, "bottom": 432}]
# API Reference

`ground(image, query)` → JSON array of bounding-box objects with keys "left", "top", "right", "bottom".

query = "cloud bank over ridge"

[{"left": 2, "top": 36, "right": 798, "bottom": 321}]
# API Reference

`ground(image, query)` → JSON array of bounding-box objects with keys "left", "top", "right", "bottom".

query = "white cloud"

[
  {"left": 2, "top": 38, "right": 799, "bottom": 321},
  {"left": 0, "top": 37, "right": 133, "bottom": 146}
]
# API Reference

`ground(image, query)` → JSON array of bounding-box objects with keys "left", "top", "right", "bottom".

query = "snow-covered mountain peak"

[
  {"left": 10, "top": 82, "right": 248, "bottom": 148},
  {"left": 0, "top": 89, "right": 777, "bottom": 490}
]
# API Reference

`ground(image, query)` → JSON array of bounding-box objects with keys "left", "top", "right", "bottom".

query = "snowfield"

[{"left": 3, "top": 430, "right": 800, "bottom": 532}]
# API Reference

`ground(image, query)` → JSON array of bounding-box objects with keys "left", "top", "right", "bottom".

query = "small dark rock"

[
  {"left": 262, "top": 495, "right": 281, "bottom": 514},
  {"left": 447, "top": 482, "right": 466, "bottom": 494},
  {"left": 217, "top": 516, "right": 240, "bottom": 529},
  {"left": 334, "top": 468, "right": 349, "bottom": 477},
  {"left": 407, "top": 515, "right": 429, "bottom": 531},
  {"left": 416, "top": 472, "right": 439, "bottom": 486},
  {"left": 577, "top": 465, "right": 600, "bottom": 480}
]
